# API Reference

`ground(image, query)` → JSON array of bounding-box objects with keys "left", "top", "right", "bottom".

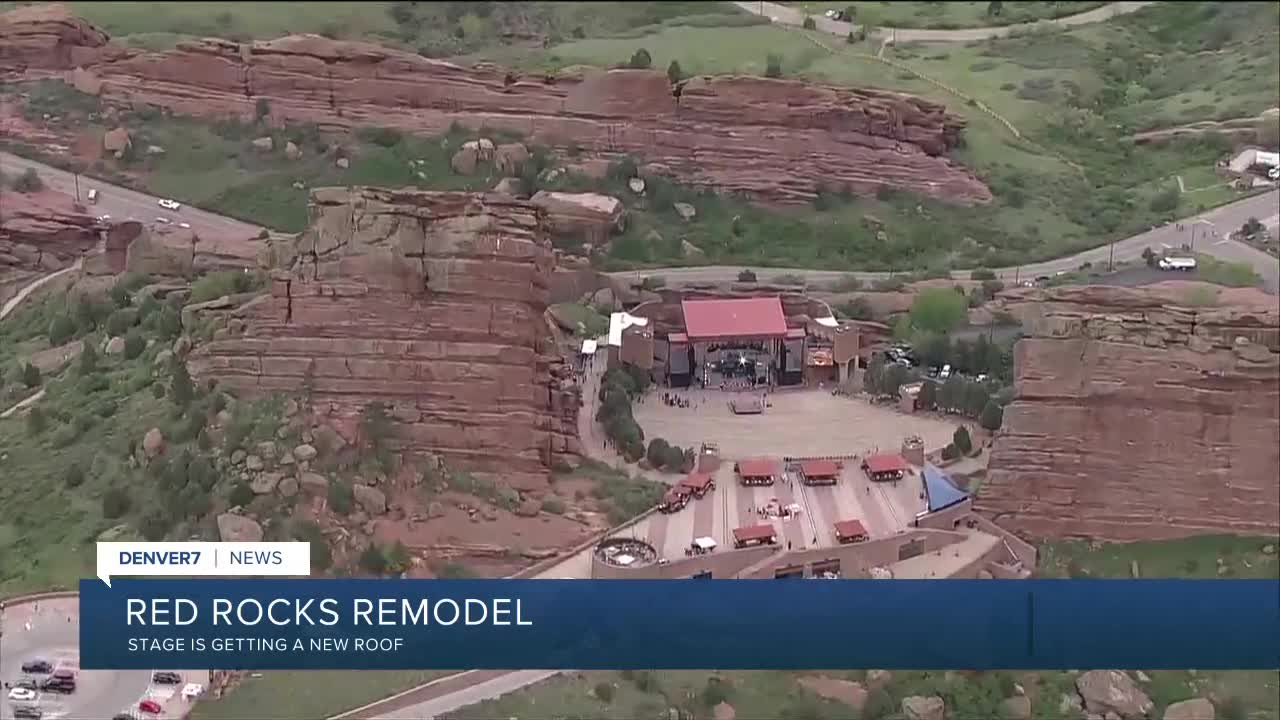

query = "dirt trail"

[{"left": 0, "top": 257, "right": 81, "bottom": 322}]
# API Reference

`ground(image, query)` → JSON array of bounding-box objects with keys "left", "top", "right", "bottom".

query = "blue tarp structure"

[{"left": 922, "top": 463, "right": 969, "bottom": 512}]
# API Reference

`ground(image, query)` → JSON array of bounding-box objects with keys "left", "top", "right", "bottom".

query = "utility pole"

[
  {"left": 1013, "top": 265, "right": 1020, "bottom": 285},
  {"left": 74, "top": 171, "right": 81, "bottom": 204},
  {"left": 1108, "top": 238, "right": 1115, "bottom": 272}
]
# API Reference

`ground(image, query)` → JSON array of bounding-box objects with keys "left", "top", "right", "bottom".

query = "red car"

[{"left": 139, "top": 699, "right": 162, "bottom": 714}]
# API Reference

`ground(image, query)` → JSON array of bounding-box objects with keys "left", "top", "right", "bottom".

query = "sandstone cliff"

[
  {"left": 978, "top": 286, "right": 1280, "bottom": 541},
  {"left": 0, "top": 6, "right": 992, "bottom": 206},
  {"left": 188, "top": 188, "right": 581, "bottom": 490},
  {"left": 0, "top": 188, "right": 99, "bottom": 273}
]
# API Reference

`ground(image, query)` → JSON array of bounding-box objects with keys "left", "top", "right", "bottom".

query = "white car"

[
  {"left": 97, "top": 214, "right": 111, "bottom": 222},
  {"left": 155, "top": 217, "right": 171, "bottom": 225},
  {"left": 181, "top": 683, "right": 205, "bottom": 700},
  {"left": 7, "top": 687, "right": 37, "bottom": 701},
  {"left": 178, "top": 222, "right": 191, "bottom": 229},
  {"left": 158, "top": 198, "right": 181, "bottom": 211}
]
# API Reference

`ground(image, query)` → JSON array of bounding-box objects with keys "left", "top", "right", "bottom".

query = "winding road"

[{"left": 735, "top": 1, "right": 1158, "bottom": 42}]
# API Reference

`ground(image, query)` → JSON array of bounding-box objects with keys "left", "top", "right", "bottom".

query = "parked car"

[
  {"left": 111, "top": 714, "right": 135, "bottom": 720},
  {"left": 157, "top": 198, "right": 181, "bottom": 211},
  {"left": 7, "top": 687, "right": 37, "bottom": 702},
  {"left": 14, "top": 679, "right": 38, "bottom": 690},
  {"left": 178, "top": 222, "right": 192, "bottom": 229},
  {"left": 152, "top": 671, "right": 182, "bottom": 685},
  {"left": 11, "top": 705, "right": 43, "bottom": 719},
  {"left": 39, "top": 677, "right": 74, "bottom": 693},
  {"left": 20, "top": 659, "right": 52, "bottom": 674},
  {"left": 139, "top": 699, "right": 163, "bottom": 714},
  {"left": 155, "top": 217, "right": 171, "bottom": 224}
]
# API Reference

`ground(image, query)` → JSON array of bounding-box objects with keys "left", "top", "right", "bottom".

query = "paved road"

[
  {"left": 373, "top": 670, "right": 559, "bottom": 720},
  {"left": 610, "top": 190, "right": 1280, "bottom": 293},
  {"left": 0, "top": 151, "right": 262, "bottom": 241},
  {"left": 736, "top": 1, "right": 1157, "bottom": 42}
]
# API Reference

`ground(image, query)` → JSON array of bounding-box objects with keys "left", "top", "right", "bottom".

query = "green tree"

[
  {"left": 12, "top": 168, "right": 43, "bottom": 193},
  {"left": 917, "top": 379, "right": 937, "bottom": 410},
  {"left": 837, "top": 297, "right": 874, "bottom": 320},
  {"left": 170, "top": 360, "right": 194, "bottom": 408},
  {"left": 26, "top": 406, "right": 47, "bottom": 435},
  {"left": 359, "top": 544, "right": 389, "bottom": 575},
  {"left": 909, "top": 288, "right": 968, "bottom": 334},
  {"left": 594, "top": 681, "right": 615, "bottom": 703},
  {"left": 1149, "top": 184, "right": 1180, "bottom": 213},
  {"left": 953, "top": 425, "right": 973, "bottom": 455},
  {"left": 628, "top": 48, "right": 653, "bottom": 70},
  {"left": 802, "top": 15, "right": 817, "bottom": 29},
  {"left": 987, "top": 1, "right": 1004, "bottom": 16},
  {"left": 737, "top": 268, "right": 757, "bottom": 282},
  {"left": 385, "top": 541, "right": 412, "bottom": 574},
  {"left": 980, "top": 399, "right": 1004, "bottom": 431},
  {"left": 863, "top": 354, "right": 884, "bottom": 395},
  {"left": 48, "top": 315, "right": 76, "bottom": 346},
  {"left": 666, "top": 60, "right": 683, "bottom": 84},
  {"left": 102, "top": 487, "right": 132, "bottom": 518},
  {"left": 123, "top": 330, "right": 146, "bottom": 360},
  {"left": 646, "top": 437, "right": 671, "bottom": 468},
  {"left": 255, "top": 97, "right": 271, "bottom": 122},
  {"left": 63, "top": 464, "right": 86, "bottom": 488},
  {"left": 77, "top": 342, "right": 98, "bottom": 376},
  {"left": 21, "top": 362, "right": 41, "bottom": 388},
  {"left": 764, "top": 53, "right": 783, "bottom": 78}
]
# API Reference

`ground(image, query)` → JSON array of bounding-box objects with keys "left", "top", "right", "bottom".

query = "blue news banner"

[{"left": 79, "top": 579, "right": 1280, "bottom": 670}]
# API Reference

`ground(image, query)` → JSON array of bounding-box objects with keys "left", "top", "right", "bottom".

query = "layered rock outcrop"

[
  {"left": 979, "top": 286, "right": 1280, "bottom": 541},
  {"left": 0, "top": 188, "right": 99, "bottom": 273},
  {"left": 188, "top": 187, "right": 581, "bottom": 490},
  {"left": 0, "top": 6, "right": 991, "bottom": 205}
]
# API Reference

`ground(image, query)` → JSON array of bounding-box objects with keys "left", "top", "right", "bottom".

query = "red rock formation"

[
  {"left": 0, "top": 7, "right": 992, "bottom": 206},
  {"left": 978, "top": 286, "right": 1280, "bottom": 541},
  {"left": 188, "top": 187, "right": 581, "bottom": 490},
  {"left": 0, "top": 188, "right": 99, "bottom": 273}
]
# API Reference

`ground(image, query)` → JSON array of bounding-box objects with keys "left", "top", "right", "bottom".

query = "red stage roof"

[
  {"left": 680, "top": 472, "right": 714, "bottom": 491},
  {"left": 681, "top": 297, "right": 787, "bottom": 340},
  {"left": 733, "top": 524, "right": 777, "bottom": 542},
  {"left": 736, "top": 458, "right": 780, "bottom": 478},
  {"left": 669, "top": 332, "right": 689, "bottom": 344},
  {"left": 800, "top": 459, "right": 839, "bottom": 478},
  {"left": 862, "top": 453, "right": 909, "bottom": 474},
  {"left": 834, "top": 519, "right": 868, "bottom": 538}
]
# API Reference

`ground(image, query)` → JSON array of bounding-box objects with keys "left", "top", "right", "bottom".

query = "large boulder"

[
  {"left": 1163, "top": 699, "right": 1215, "bottom": 720},
  {"left": 1076, "top": 671, "right": 1154, "bottom": 719},
  {"left": 494, "top": 143, "right": 530, "bottom": 175},
  {"left": 353, "top": 484, "right": 387, "bottom": 514},
  {"left": 298, "top": 472, "right": 329, "bottom": 495},
  {"left": 1003, "top": 695, "right": 1032, "bottom": 720},
  {"left": 252, "top": 136, "right": 274, "bottom": 152},
  {"left": 217, "top": 513, "right": 263, "bottom": 542},
  {"left": 103, "top": 127, "right": 131, "bottom": 157},
  {"left": 902, "top": 696, "right": 945, "bottom": 720},
  {"left": 450, "top": 145, "right": 478, "bottom": 175},
  {"left": 251, "top": 472, "right": 282, "bottom": 495},
  {"left": 529, "top": 191, "right": 624, "bottom": 243},
  {"left": 142, "top": 428, "right": 165, "bottom": 458}
]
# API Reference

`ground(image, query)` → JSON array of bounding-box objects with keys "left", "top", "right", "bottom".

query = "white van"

[{"left": 87, "top": 188, "right": 99, "bottom": 204}]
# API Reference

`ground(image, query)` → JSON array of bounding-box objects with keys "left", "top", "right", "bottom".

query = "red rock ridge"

[
  {"left": 977, "top": 286, "right": 1280, "bottom": 541},
  {"left": 188, "top": 187, "right": 581, "bottom": 490},
  {"left": 0, "top": 188, "right": 100, "bottom": 273},
  {"left": 0, "top": 7, "right": 992, "bottom": 206}
]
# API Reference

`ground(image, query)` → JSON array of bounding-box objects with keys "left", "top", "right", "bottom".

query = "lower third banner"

[{"left": 79, "top": 578, "right": 1280, "bottom": 670}]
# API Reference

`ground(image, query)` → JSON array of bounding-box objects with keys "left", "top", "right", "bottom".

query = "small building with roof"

[
  {"left": 833, "top": 519, "right": 869, "bottom": 544},
  {"left": 736, "top": 457, "right": 780, "bottom": 486},
  {"left": 732, "top": 523, "right": 778, "bottom": 548},
  {"left": 679, "top": 471, "right": 716, "bottom": 498},
  {"left": 862, "top": 453, "right": 910, "bottom": 482},
  {"left": 798, "top": 459, "right": 839, "bottom": 486},
  {"left": 920, "top": 463, "right": 969, "bottom": 514}
]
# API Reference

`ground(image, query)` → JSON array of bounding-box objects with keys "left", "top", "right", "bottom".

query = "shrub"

[
  {"left": 700, "top": 677, "right": 730, "bottom": 707},
  {"left": 228, "top": 482, "right": 255, "bottom": 508},
  {"left": 540, "top": 497, "right": 566, "bottom": 514},
  {"left": 102, "top": 487, "right": 132, "bottom": 518},
  {"left": 909, "top": 287, "right": 968, "bottom": 334},
  {"left": 21, "top": 362, "right": 41, "bottom": 388},
  {"left": 802, "top": 15, "right": 817, "bottom": 29},
  {"left": 627, "top": 48, "right": 653, "bottom": 70},
  {"left": 105, "top": 309, "right": 137, "bottom": 337},
  {"left": 329, "top": 480, "right": 355, "bottom": 515},
  {"left": 837, "top": 297, "right": 874, "bottom": 320},
  {"left": 764, "top": 53, "right": 783, "bottom": 78},
  {"left": 170, "top": 361, "right": 194, "bottom": 408},
  {"left": 646, "top": 438, "right": 671, "bottom": 467},
  {"left": 666, "top": 60, "right": 683, "bottom": 84},
  {"left": 737, "top": 269, "right": 757, "bottom": 282},
  {"left": 970, "top": 268, "right": 996, "bottom": 281},
  {"left": 63, "top": 463, "right": 86, "bottom": 488},
  {"left": 109, "top": 282, "right": 132, "bottom": 309},
  {"left": 953, "top": 425, "right": 973, "bottom": 455},
  {"left": 255, "top": 97, "right": 271, "bottom": 122},
  {"left": 1149, "top": 184, "right": 1180, "bottom": 213},
  {"left": 48, "top": 315, "right": 76, "bottom": 346},
  {"left": 77, "top": 342, "right": 99, "bottom": 376},
  {"left": 123, "top": 330, "right": 146, "bottom": 360},
  {"left": 593, "top": 682, "right": 615, "bottom": 703},
  {"left": 359, "top": 545, "right": 389, "bottom": 575},
  {"left": 980, "top": 399, "right": 1004, "bottom": 431},
  {"left": 12, "top": 168, "right": 43, "bottom": 193},
  {"left": 26, "top": 406, "right": 47, "bottom": 435},
  {"left": 940, "top": 443, "right": 959, "bottom": 461}
]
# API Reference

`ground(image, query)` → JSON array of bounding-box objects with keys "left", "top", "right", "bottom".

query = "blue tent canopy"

[{"left": 922, "top": 463, "right": 969, "bottom": 512}]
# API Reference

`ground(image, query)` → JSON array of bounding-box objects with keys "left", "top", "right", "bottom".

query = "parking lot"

[{"left": 1, "top": 597, "right": 207, "bottom": 720}]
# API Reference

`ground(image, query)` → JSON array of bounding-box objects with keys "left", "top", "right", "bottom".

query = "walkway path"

[
  {"left": 0, "top": 387, "right": 45, "bottom": 419},
  {"left": 735, "top": 1, "right": 1156, "bottom": 43},
  {"left": 0, "top": 256, "right": 81, "bottom": 321}
]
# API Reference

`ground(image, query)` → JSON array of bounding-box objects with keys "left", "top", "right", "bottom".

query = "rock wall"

[
  {"left": 188, "top": 187, "right": 581, "bottom": 490},
  {"left": 0, "top": 188, "right": 99, "bottom": 273},
  {"left": 0, "top": 6, "right": 992, "bottom": 206},
  {"left": 978, "top": 286, "right": 1280, "bottom": 541}
]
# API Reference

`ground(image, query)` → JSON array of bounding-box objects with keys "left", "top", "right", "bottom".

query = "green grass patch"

[
  {"left": 1039, "top": 535, "right": 1280, "bottom": 580},
  {"left": 550, "top": 302, "right": 610, "bottom": 337},
  {"left": 1195, "top": 254, "right": 1263, "bottom": 288},
  {"left": 191, "top": 670, "right": 457, "bottom": 720},
  {"left": 562, "top": 459, "right": 665, "bottom": 526}
]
